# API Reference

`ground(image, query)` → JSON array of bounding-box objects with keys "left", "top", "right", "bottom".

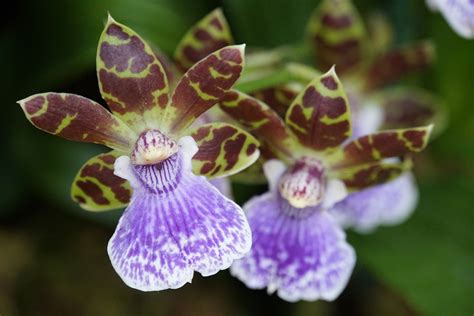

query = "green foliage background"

[{"left": 0, "top": 0, "right": 472, "bottom": 315}]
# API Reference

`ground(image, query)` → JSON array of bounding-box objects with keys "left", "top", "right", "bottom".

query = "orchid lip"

[{"left": 131, "top": 129, "right": 178, "bottom": 165}]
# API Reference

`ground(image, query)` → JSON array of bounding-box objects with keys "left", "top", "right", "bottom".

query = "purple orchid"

[
  {"left": 220, "top": 68, "right": 433, "bottom": 301},
  {"left": 18, "top": 15, "right": 261, "bottom": 291},
  {"left": 246, "top": 0, "right": 444, "bottom": 233},
  {"left": 330, "top": 97, "right": 419, "bottom": 233}
]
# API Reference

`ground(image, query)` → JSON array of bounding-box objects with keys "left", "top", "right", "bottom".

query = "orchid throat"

[{"left": 278, "top": 157, "right": 326, "bottom": 209}]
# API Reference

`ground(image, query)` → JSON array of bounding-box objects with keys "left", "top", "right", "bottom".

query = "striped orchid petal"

[
  {"left": 165, "top": 45, "right": 245, "bottom": 134},
  {"left": 18, "top": 93, "right": 136, "bottom": 152},
  {"left": 220, "top": 90, "right": 296, "bottom": 160},
  {"left": 71, "top": 150, "right": 131, "bottom": 211},
  {"left": 285, "top": 67, "right": 352, "bottom": 153},
  {"left": 188, "top": 122, "right": 260, "bottom": 178},
  {"left": 362, "top": 41, "right": 435, "bottom": 91},
  {"left": 97, "top": 15, "right": 170, "bottom": 132},
  {"left": 332, "top": 126, "right": 433, "bottom": 168},
  {"left": 307, "top": 0, "right": 369, "bottom": 75},
  {"left": 174, "top": 8, "right": 234, "bottom": 72}
]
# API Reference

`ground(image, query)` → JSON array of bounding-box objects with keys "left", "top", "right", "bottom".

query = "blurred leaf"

[
  {"left": 350, "top": 4, "right": 474, "bottom": 316},
  {"left": 349, "top": 174, "right": 474, "bottom": 315}
]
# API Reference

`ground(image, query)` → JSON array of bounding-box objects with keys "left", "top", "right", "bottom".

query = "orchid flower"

[
  {"left": 18, "top": 15, "right": 261, "bottom": 291},
  {"left": 153, "top": 8, "right": 237, "bottom": 197},
  {"left": 427, "top": 0, "right": 474, "bottom": 39},
  {"left": 247, "top": 0, "right": 444, "bottom": 233},
  {"left": 220, "top": 68, "right": 433, "bottom": 301}
]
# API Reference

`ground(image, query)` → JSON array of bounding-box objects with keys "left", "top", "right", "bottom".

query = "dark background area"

[{"left": 0, "top": 0, "right": 473, "bottom": 315}]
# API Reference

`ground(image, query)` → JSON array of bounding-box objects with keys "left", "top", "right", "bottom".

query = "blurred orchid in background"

[
  {"left": 18, "top": 15, "right": 260, "bottom": 291},
  {"left": 235, "top": 0, "right": 446, "bottom": 233},
  {"left": 221, "top": 68, "right": 432, "bottom": 301}
]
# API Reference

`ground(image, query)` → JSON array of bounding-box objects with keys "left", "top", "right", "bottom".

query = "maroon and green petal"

[
  {"left": 362, "top": 40, "right": 435, "bottom": 91},
  {"left": 18, "top": 93, "right": 136, "bottom": 152},
  {"left": 71, "top": 151, "right": 131, "bottom": 211},
  {"left": 307, "top": 0, "right": 369, "bottom": 75},
  {"left": 251, "top": 84, "right": 300, "bottom": 118},
  {"left": 97, "top": 15, "right": 170, "bottom": 132},
  {"left": 165, "top": 45, "right": 245, "bottom": 134},
  {"left": 220, "top": 90, "right": 294, "bottom": 159},
  {"left": 332, "top": 125, "right": 433, "bottom": 167},
  {"left": 188, "top": 122, "right": 260, "bottom": 178},
  {"left": 285, "top": 67, "right": 351, "bottom": 153},
  {"left": 374, "top": 88, "right": 446, "bottom": 135},
  {"left": 220, "top": 90, "right": 296, "bottom": 160},
  {"left": 332, "top": 159, "right": 412, "bottom": 191},
  {"left": 174, "top": 8, "right": 234, "bottom": 73}
]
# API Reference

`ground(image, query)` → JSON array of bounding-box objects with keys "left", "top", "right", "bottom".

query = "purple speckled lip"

[
  {"left": 230, "top": 190, "right": 355, "bottom": 302},
  {"left": 230, "top": 159, "right": 355, "bottom": 302},
  {"left": 108, "top": 137, "right": 252, "bottom": 291}
]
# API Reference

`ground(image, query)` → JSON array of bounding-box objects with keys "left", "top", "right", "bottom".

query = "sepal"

[
  {"left": 307, "top": 0, "right": 369, "bottom": 74},
  {"left": 71, "top": 150, "right": 131, "bottom": 211},
  {"left": 97, "top": 15, "right": 170, "bottom": 132},
  {"left": 18, "top": 93, "right": 136, "bottom": 152},
  {"left": 332, "top": 159, "right": 413, "bottom": 190},
  {"left": 285, "top": 67, "right": 351, "bottom": 152},
  {"left": 165, "top": 45, "right": 245, "bottom": 133},
  {"left": 362, "top": 41, "right": 435, "bottom": 91},
  {"left": 188, "top": 122, "right": 260, "bottom": 178},
  {"left": 332, "top": 125, "right": 433, "bottom": 167},
  {"left": 220, "top": 90, "right": 296, "bottom": 160},
  {"left": 174, "top": 8, "right": 234, "bottom": 72}
]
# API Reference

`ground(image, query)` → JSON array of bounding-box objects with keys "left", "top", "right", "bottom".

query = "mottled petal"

[
  {"left": 18, "top": 93, "right": 136, "bottom": 152},
  {"left": 307, "top": 0, "right": 369, "bottom": 74},
  {"left": 427, "top": 0, "right": 474, "bottom": 38},
  {"left": 332, "top": 159, "right": 412, "bottom": 190},
  {"left": 332, "top": 172, "right": 418, "bottom": 233},
  {"left": 188, "top": 122, "right": 260, "bottom": 178},
  {"left": 71, "top": 150, "right": 131, "bottom": 211},
  {"left": 97, "top": 15, "right": 170, "bottom": 132},
  {"left": 285, "top": 67, "right": 352, "bottom": 152},
  {"left": 165, "top": 45, "right": 245, "bottom": 133},
  {"left": 231, "top": 192, "right": 355, "bottom": 302},
  {"left": 220, "top": 90, "right": 296, "bottom": 160},
  {"left": 362, "top": 41, "right": 435, "bottom": 91},
  {"left": 333, "top": 126, "right": 433, "bottom": 167},
  {"left": 374, "top": 88, "right": 446, "bottom": 135},
  {"left": 108, "top": 137, "right": 251, "bottom": 291},
  {"left": 174, "top": 8, "right": 234, "bottom": 72}
]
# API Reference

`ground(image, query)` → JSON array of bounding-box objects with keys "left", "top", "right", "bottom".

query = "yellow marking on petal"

[
  {"left": 54, "top": 113, "right": 78, "bottom": 134},
  {"left": 210, "top": 67, "right": 233, "bottom": 79},
  {"left": 27, "top": 98, "right": 49, "bottom": 119},
  {"left": 190, "top": 81, "right": 219, "bottom": 101}
]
